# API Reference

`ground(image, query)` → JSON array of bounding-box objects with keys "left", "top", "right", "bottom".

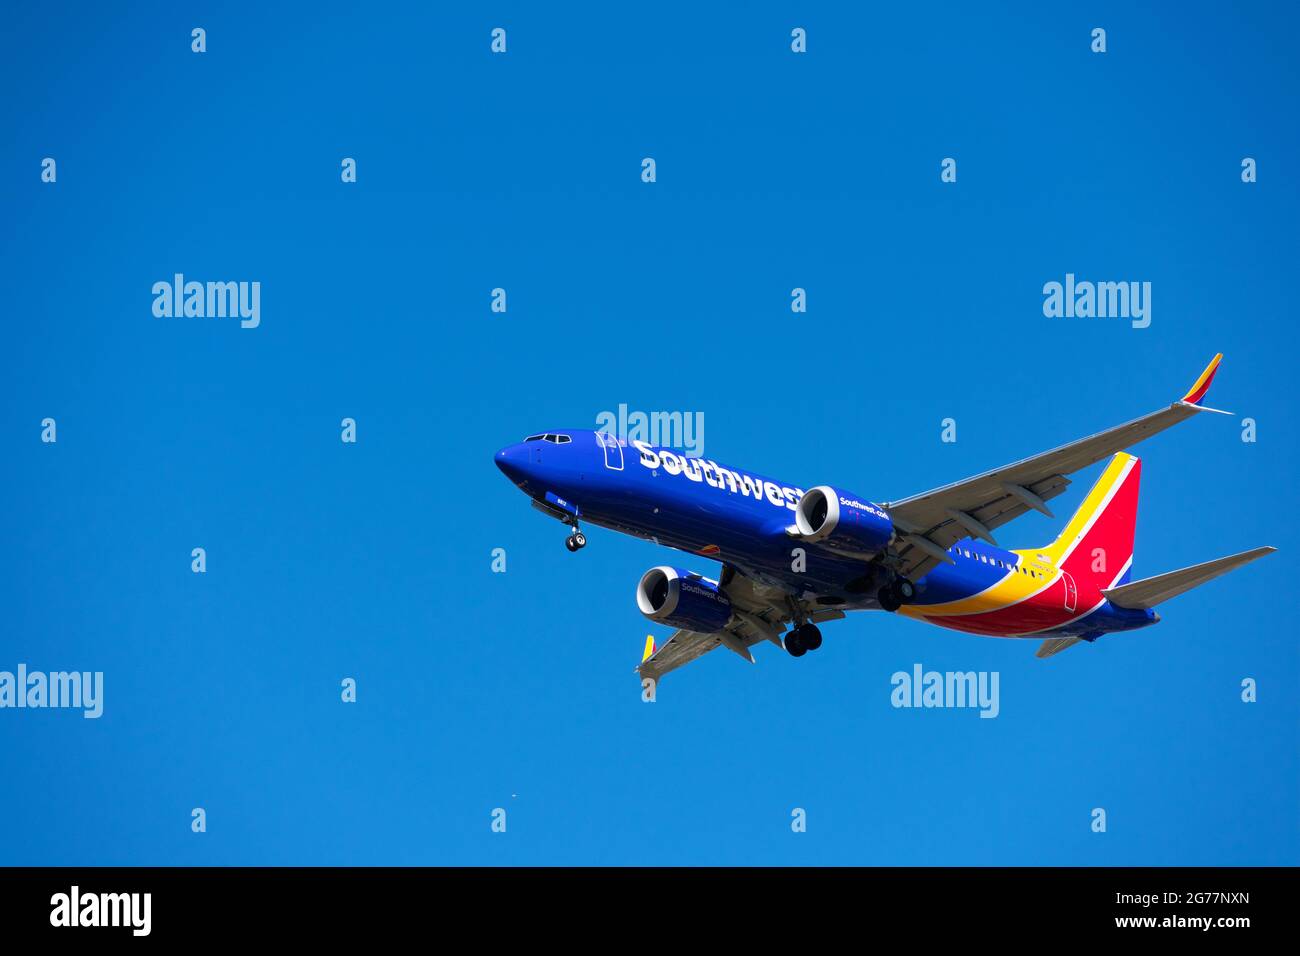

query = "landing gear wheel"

[
  {"left": 878, "top": 586, "right": 902, "bottom": 613},
  {"left": 801, "top": 623, "right": 822, "bottom": 651},
  {"left": 895, "top": 579, "right": 915, "bottom": 601},
  {"left": 785, "top": 629, "right": 807, "bottom": 657},
  {"left": 564, "top": 536, "right": 578, "bottom": 552},
  {"left": 572, "top": 532, "right": 586, "bottom": 549}
]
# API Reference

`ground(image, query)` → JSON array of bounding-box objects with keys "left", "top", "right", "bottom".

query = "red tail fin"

[{"left": 1041, "top": 453, "right": 1140, "bottom": 588}]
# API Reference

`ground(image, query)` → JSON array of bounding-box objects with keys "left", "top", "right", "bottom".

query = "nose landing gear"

[{"left": 564, "top": 530, "right": 587, "bottom": 552}]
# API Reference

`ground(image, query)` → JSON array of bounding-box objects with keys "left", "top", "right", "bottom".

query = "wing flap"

[{"left": 890, "top": 475, "right": 1071, "bottom": 580}]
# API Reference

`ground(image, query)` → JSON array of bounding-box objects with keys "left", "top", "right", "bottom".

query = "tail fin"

[{"left": 1040, "top": 452, "right": 1141, "bottom": 587}]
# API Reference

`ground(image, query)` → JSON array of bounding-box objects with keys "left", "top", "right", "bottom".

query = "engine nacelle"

[
  {"left": 794, "top": 485, "right": 895, "bottom": 555},
  {"left": 636, "top": 566, "right": 733, "bottom": 633}
]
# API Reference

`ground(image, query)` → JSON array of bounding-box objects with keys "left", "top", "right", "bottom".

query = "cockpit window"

[
  {"left": 524, "top": 433, "right": 571, "bottom": 444},
  {"left": 524, "top": 434, "right": 544, "bottom": 442}
]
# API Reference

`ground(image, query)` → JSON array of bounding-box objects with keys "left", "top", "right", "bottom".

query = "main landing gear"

[
  {"left": 564, "top": 529, "right": 587, "bottom": 552},
  {"left": 784, "top": 623, "right": 823, "bottom": 657},
  {"left": 877, "top": 578, "right": 915, "bottom": 613}
]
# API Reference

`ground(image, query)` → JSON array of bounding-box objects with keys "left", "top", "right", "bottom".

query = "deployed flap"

[{"left": 1103, "top": 546, "right": 1276, "bottom": 609}]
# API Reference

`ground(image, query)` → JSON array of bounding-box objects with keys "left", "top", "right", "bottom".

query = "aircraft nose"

[{"left": 495, "top": 443, "right": 532, "bottom": 485}]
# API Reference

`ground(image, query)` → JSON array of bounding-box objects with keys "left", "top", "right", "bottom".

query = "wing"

[
  {"left": 884, "top": 354, "right": 1228, "bottom": 582},
  {"left": 635, "top": 569, "right": 844, "bottom": 684},
  {"left": 636, "top": 628, "right": 739, "bottom": 684}
]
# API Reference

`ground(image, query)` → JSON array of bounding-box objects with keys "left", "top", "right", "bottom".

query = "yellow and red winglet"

[
  {"left": 1180, "top": 353, "right": 1222, "bottom": 405},
  {"left": 642, "top": 635, "right": 657, "bottom": 663}
]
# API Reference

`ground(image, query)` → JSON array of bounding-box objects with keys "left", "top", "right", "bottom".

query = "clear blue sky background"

[{"left": 2, "top": 3, "right": 1296, "bottom": 865}]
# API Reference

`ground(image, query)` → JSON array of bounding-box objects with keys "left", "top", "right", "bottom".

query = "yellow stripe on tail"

[
  {"left": 1036, "top": 453, "right": 1138, "bottom": 565},
  {"left": 642, "top": 635, "right": 657, "bottom": 663}
]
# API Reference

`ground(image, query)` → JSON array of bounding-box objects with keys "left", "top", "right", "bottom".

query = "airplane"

[{"left": 494, "top": 355, "right": 1275, "bottom": 683}]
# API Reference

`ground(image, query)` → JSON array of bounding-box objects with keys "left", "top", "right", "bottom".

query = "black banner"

[{"left": 0, "top": 867, "right": 1287, "bottom": 941}]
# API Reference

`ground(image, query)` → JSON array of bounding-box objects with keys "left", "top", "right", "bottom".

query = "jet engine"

[
  {"left": 794, "top": 485, "right": 895, "bottom": 556},
  {"left": 636, "top": 566, "right": 733, "bottom": 633}
]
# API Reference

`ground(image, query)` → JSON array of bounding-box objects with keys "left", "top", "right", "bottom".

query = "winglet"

[
  {"left": 641, "top": 635, "right": 657, "bottom": 663},
  {"left": 1180, "top": 353, "right": 1222, "bottom": 405}
]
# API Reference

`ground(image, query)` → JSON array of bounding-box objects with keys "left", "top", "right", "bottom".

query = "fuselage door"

[
  {"left": 1062, "top": 570, "right": 1077, "bottom": 613},
  {"left": 597, "top": 431, "right": 624, "bottom": 471}
]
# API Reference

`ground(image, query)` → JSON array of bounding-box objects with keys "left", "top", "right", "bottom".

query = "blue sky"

[{"left": 2, "top": 2, "right": 1296, "bottom": 865}]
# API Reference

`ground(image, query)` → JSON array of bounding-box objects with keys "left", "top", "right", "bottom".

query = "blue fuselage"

[{"left": 495, "top": 429, "right": 1154, "bottom": 638}]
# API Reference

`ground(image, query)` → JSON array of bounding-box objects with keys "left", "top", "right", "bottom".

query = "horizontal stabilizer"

[
  {"left": 1035, "top": 636, "right": 1084, "bottom": 658},
  {"left": 1102, "top": 546, "right": 1276, "bottom": 609}
]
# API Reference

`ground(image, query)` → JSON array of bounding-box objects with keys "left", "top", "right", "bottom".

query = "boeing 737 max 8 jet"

[{"left": 495, "top": 355, "right": 1274, "bottom": 683}]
